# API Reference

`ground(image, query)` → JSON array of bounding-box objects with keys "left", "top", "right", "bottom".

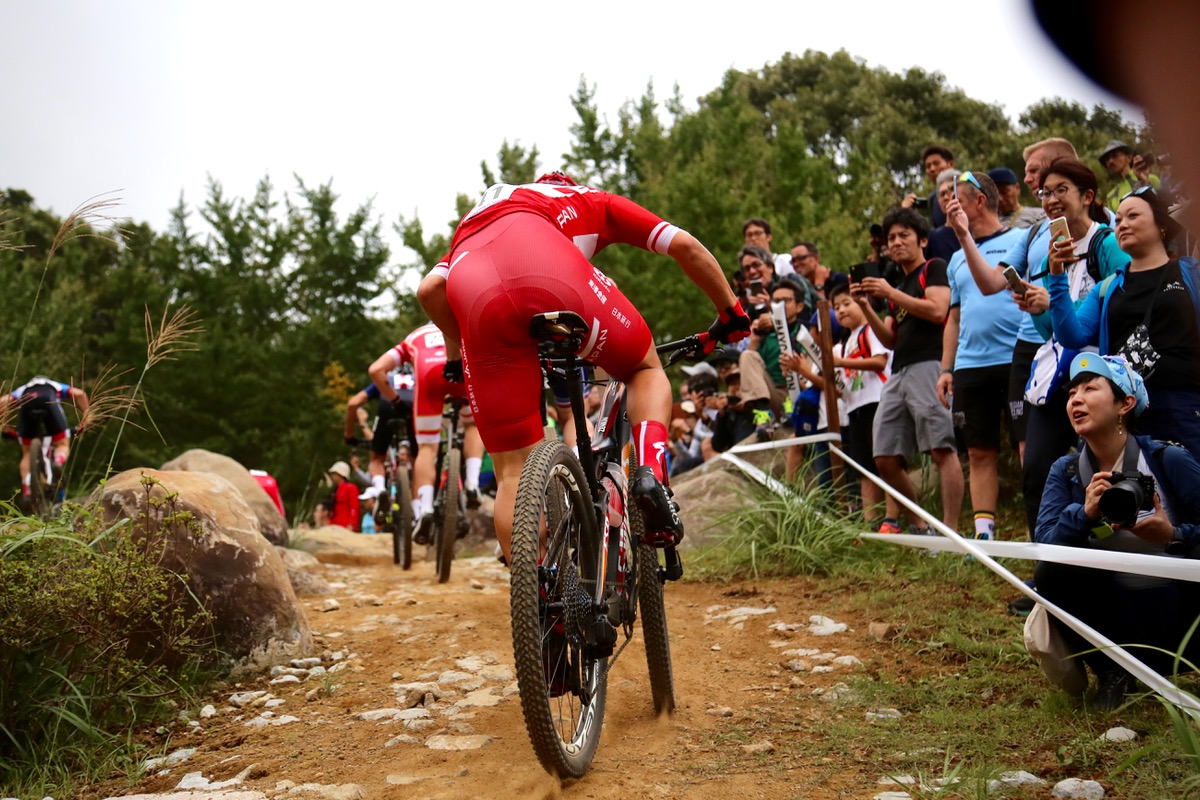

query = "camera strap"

[{"left": 1077, "top": 434, "right": 1142, "bottom": 486}]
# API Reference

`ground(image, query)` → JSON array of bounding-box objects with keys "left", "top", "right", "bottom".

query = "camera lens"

[{"left": 1099, "top": 479, "right": 1145, "bottom": 528}]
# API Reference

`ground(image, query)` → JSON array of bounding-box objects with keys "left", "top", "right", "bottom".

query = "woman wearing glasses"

[{"left": 1046, "top": 185, "right": 1200, "bottom": 456}]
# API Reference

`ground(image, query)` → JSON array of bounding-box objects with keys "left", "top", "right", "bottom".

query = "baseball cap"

[
  {"left": 359, "top": 486, "right": 382, "bottom": 501},
  {"left": 681, "top": 361, "right": 718, "bottom": 379},
  {"left": 327, "top": 460, "right": 351, "bottom": 479},
  {"left": 987, "top": 167, "right": 1019, "bottom": 186},
  {"left": 1099, "top": 139, "right": 1133, "bottom": 164},
  {"left": 1069, "top": 353, "right": 1149, "bottom": 416},
  {"left": 711, "top": 346, "right": 741, "bottom": 365}
]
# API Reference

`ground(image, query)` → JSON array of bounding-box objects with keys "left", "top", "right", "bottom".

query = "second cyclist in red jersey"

[{"left": 418, "top": 172, "right": 749, "bottom": 560}]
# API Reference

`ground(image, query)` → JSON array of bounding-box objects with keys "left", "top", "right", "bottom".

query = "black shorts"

[
  {"left": 16, "top": 385, "right": 70, "bottom": 441},
  {"left": 371, "top": 398, "right": 416, "bottom": 456},
  {"left": 1007, "top": 339, "right": 1039, "bottom": 443},
  {"left": 843, "top": 403, "right": 879, "bottom": 475},
  {"left": 952, "top": 364, "right": 1016, "bottom": 451}
]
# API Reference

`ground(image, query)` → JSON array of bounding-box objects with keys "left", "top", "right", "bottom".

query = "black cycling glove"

[{"left": 442, "top": 359, "right": 464, "bottom": 383}]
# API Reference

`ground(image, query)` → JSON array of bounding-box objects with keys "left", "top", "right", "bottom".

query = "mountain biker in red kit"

[{"left": 417, "top": 171, "right": 749, "bottom": 561}]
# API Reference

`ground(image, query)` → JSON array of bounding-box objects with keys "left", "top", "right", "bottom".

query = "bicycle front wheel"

[
  {"left": 435, "top": 447, "right": 461, "bottom": 584},
  {"left": 393, "top": 469, "right": 413, "bottom": 570},
  {"left": 633, "top": 502, "right": 676, "bottom": 715},
  {"left": 510, "top": 440, "right": 607, "bottom": 778}
]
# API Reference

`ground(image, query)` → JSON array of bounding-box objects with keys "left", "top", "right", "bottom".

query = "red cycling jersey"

[
  {"left": 434, "top": 183, "right": 685, "bottom": 453},
  {"left": 387, "top": 323, "right": 469, "bottom": 445}
]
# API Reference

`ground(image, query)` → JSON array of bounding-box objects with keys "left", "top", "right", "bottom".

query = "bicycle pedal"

[{"left": 662, "top": 547, "right": 684, "bottom": 582}]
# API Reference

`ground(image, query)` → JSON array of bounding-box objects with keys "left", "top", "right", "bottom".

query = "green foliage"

[
  {"left": 0, "top": 492, "right": 215, "bottom": 794},
  {"left": 0, "top": 178, "right": 401, "bottom": 518}
]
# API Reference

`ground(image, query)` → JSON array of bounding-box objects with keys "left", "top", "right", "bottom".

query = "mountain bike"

[
  {"left": 430, "top": 396, "right": 470, "bottom": 584},
  {"left": 509, "top": 310, "right": 702, "bottom": 778},
  {"left": 6, "top": 412, "right": 68, "bottom": 518},
  {"left": 381, "top": 418, "right": 415, "bottom": 570}
]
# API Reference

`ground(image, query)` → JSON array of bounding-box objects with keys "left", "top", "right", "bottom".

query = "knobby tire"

[
  {"left": 436, "top": 448, "right": 461, "bottom": 584},
  {"left": 394, "top": 468, "right": 413, "bottom": 570},
  {"left": 510, "top": 440, "right": 607, "bottom": 778},
  {"left": 632, "top": 501, "right": 676, "bottom": 715},
  {"left": 28, "top": 438, "right": 49, "bottom": 518}
]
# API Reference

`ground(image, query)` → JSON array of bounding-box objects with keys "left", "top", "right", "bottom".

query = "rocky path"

[{"left": 90, "top": 546, "right": 912, "bottom": 800}]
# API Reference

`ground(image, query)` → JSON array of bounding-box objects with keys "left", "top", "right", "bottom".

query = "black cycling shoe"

[
  {"left": 631, "top": 466, "right": 684, "bottom": 547},
  {"left": 465, "top": 488, "right": 481, "bottom": 510},
  {"left": 413, "top": 512, "right": 434, "bottom": 545},
  {"left": 1092, "top": 669, "right": 1131, "bottom": 711}
]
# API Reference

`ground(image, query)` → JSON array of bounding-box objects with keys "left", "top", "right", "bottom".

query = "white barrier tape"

[
  {"left": 827, "top": 442, "right": 1200, "bottom": 720},
  {"left": 860, "top": 534, "right": 1200, "bottom": 584},
  {"left": 718, "top": 452, "right": 795, "bottom": 499},
  {"left": 727, "top": 432, "right": 842, "bottom": 454}
]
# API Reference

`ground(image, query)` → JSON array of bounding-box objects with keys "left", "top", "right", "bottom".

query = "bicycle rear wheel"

[
  {"left": 435, "top": 447, "right": 461, "bottom": 584},
  {"left": 632, "top": 503, "right": 676, "bottom": 715},
  {"left": 510, "top": 440, "right": 607, "bottom": 778},
  {"left": 393, "top": 469, "right": 414, "bottom": 570},
  {"left": 28, "top": 438, "right": 49, "bottom": 518}
]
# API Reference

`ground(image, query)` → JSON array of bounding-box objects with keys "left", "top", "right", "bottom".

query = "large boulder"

[
  {"left": 91, "top": 469, "right": 312, "bottom": 673},
  {"left": 291, "top": 525, "right": 393, "bottom": 565},
  {"left": 161, "top": 449, "right": 289, "bottom": 546}
]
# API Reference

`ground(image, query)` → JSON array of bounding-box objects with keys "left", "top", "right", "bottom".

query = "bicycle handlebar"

[{"left": 657, "top": 333, "right": 710, "bottom": 367}]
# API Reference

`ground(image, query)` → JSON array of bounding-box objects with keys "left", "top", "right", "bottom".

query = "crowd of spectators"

[
  {"left": 663, "top": 132, "right": 1199, "bottom": 706},
  {"left": 667, "top": 137, "right": 1190, "bottom": 542}
]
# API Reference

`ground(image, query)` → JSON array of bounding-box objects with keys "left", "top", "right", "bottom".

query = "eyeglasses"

[
  {"left": 1036, "top": 184, "right": 1075, "bottom": 201},
  {"left": 957, "top": 171, "right": 983, "bottom": 192},
  {"left": 742, "top": 259, "right": 765, "bottom": 270},
  {"left": 792, "top": 252, "right": 814, "bottom": 261}
]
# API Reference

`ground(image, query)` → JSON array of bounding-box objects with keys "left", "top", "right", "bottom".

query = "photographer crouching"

[{"left": 1034, "top": 354, "right": 1200, "bottom": 709}]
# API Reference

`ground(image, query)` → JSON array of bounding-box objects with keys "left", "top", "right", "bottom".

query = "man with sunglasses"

[{"left": 940, "top": 171, "right": 1025, "bottom": 541}]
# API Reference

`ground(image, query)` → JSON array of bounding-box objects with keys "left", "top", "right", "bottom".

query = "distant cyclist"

[
  {"left": 417, "top": 171, "right": 748, "bottom": 561},
  {"left": 344, "top": 366, "right": 416, "bottom": 492},
  {"left": 369, "top": 322, "right": 485, "bottom": 544},
  {"left": 0, "top": 377, "right": 89, "bottom": 499}
]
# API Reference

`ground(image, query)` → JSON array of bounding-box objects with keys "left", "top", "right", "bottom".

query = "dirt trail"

[{"left": 96, "top": 547, "right": 889, "bottom": 800}]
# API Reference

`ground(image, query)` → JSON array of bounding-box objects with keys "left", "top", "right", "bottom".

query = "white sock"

[
  {"left": 418, "top": 484, "right": 434, "bottom": 515},
  {"left": 372, "top": 474, "right": 385, "bottom": 492},
  {"left": 411, "top": 498, "right": 422, "bottom": 518},
  {"left": 465, "top": 458, "right": 482, "bottom": 491}
]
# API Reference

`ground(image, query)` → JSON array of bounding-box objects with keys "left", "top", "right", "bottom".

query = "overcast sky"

[{"left": 3, "top": 0, "right": 1135, "bottom": 263}]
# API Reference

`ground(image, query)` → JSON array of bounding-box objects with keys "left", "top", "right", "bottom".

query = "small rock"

[
  {"left": 354, "top": 708, "right": 403, "bottom": 722},
  {"left": 455, "top": 688, "right": 503, "bottom": 708},
  {"left": 384, "top": 735, "right": 420, "bottom": 747},
  {"left": 782, "top": 648, "right": 820, "bottom": 657},
  {"left": 264, "top": 699, "right": 286, "bottom": 708},
  {"left": 199, "top": 704, "right": 218, "bottom": 719},
  {"left": 270, "top": 675, "right": 302, "bottom": 685},
  {"left": 143, "top": 747, "right": 198, "bottom": 770},
  {"left": 291, "top": 658, "right": 322, "bottom": 669},
  {"left": 321, "top": 599, "right": 341, "bottom": 612},
  {"left": 988, "top": 771, "right": 1046, "bottom": 791},
  {"left": 229, "top": 691, "right": 267, "bottom": 708},
  {"left": 479, "top": 665, "right": 513, "bottom": 682},
  {"left": 405, "top": 718, "right": 437, "bottom": 732},
  {"left": 1052, "top": 778, "right": 1105, "bottom": 799},
  {"left": 470, "top": 579, "right": 485, "bottom": 590},
  {"left": 740, "top": 740, "right": 775, "bottom": 755},
  {"left": 768, "top": 621, "right": 802, "bottom": 632},
  {"left": 866, "top": 708, "right": 903, "bottom": 721},
  {"left": 395, "top": 708, "right": 431, "bottom": 721},
  {"left": 285, "top": 784, "right": 364, "bottom": 800},
  {"left": 832, "top": 655, "right": 862, "bottom": 667},
  {"left": 308, "top": 666, "right": 327, "bottom": 678},
  {"left": 353, "top": 595, "right": 380, "bottom": 607},
  {"left": 877, "top": 775, "right": 917, "bottom": 785},
  {"left": 811, "top": 665, "right": 834, "bottom": 673},
  {"left": 706, "top": 707, "right": 734, "bottom": 717},
  {"left": 784, "top": 660, "right": 810, "bottom": 672},
  {"left": 868, "top": 622, "right": 897, "bottom": 640},
  {"left": 1100, "top": 727, "right": 1137, "bottom": 742},
  {"left": 873, "top": 793, "right": 913, "bottom": 800},
  {"left": 808, "top": 615, "right": 848, "bottom": 636},
  {"left": 711, "top": 644, "right": 722, "bottom": 652},
  {"left": 426, "top": 734, "right": 493, "bottom": 751}
]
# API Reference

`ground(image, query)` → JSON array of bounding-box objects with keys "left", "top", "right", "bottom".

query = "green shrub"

[{"left": 0, "top": 495, "right": 215, "bottom": 793}]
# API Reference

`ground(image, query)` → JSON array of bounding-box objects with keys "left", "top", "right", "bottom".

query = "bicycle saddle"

[{"left": 528, "top": 311, "right": 590, "bottom": 343}]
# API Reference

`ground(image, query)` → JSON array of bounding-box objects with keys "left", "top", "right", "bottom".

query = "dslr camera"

[{"left": 1099, "top": 471, "right": 1157, "bottom": 528}]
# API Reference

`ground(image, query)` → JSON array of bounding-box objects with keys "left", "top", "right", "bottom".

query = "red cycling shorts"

[
  {"left": 412, "top": 356, "right": 471, "bottom": 445},
  {"left": 446, "top": 212, "right": 652, "bottom": 453}
]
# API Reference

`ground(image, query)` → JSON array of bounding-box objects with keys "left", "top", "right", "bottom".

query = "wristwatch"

[{"left": 1166, "top": 528, "right": 1189, "bottom": 555}]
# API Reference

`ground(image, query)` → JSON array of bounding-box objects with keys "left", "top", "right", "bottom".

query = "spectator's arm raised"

[{"left": 945, "top": 196, "right": 1010, "bottom": 295}]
